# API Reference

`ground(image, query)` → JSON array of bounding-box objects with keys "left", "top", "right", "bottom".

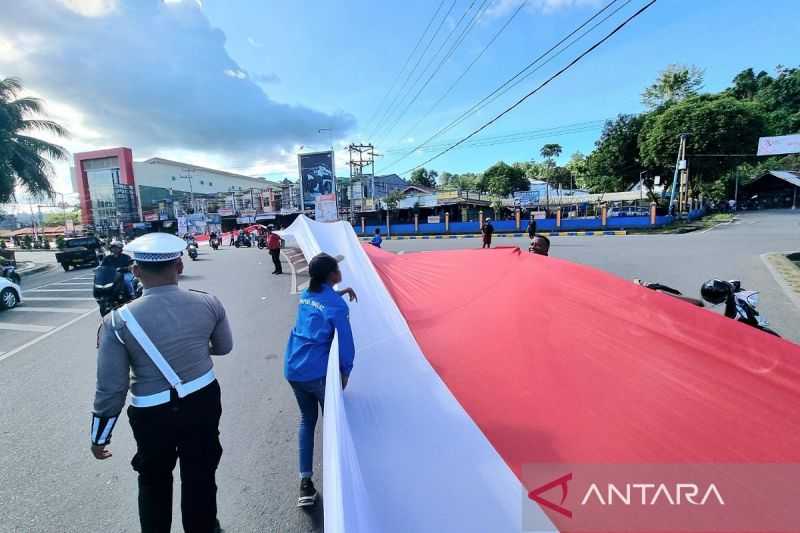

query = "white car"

[{"left": 0, "top": 277, "right": 22, "bottom": 310}]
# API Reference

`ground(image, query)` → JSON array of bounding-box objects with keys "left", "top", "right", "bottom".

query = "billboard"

[
  {"left": 298, "top": 151, "right": 335, "bottom": 210},
  {"left": 757, "top": 134, "right": 800, "bottom": 156},
  {"left": 315, "top": 193, "right": 338, "bottom": 222}
]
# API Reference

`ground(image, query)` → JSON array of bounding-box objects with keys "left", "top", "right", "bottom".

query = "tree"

[
  {"left": 43, "top": 209, "right": 80, "bottom": 226},
  {"left": 482, "top": 161, "right": 528, "bottom": 197},
  {"left": 437, "top": 171, "right": 453, "bottom": 188},
  {"left": 641, "top": 64, "right": 705, "bottom": 109},
  {"left": 409, "top": 168, "right": 437, "bottom": 188},
  {"left": 384, "top": 190, "right": 403, "bottom": 211},
  {"left": 446, "top": 172, "right": 480, "bottom": 192},
  {"left": 539, "top": 143, "right": 563, "bottom": 161},
  {"left": 0, "top": 77, "right": 69, "bottom": 203},
  {"left": 585, "top": 114, "right": 645, "bottom": 188},
  {"left": 638, "top": 95, "right": 765, "bottom": 182},
  {"left": 728, "top": 65, "right": 800, "bottom": 135}
]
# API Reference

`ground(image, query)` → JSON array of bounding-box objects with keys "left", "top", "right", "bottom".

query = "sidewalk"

[{"left": 359, "top": 230, "right": 627, "bottom": 241}]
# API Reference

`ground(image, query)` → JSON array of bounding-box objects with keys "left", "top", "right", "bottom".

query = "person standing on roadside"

[
  {"left": 482, "top": 218, "right": 494, "bottom": 249},
  {"left": 266, "top": 225, "right": 282, "bottom": 274},
  {"left": 284, "top": 253, "right": 357, "bottom": 507},
  {"left": 90, "top": 232, "right": 232, "bottom": 533},
  {"left": 527, "top": 217, "right": 537, "bottom": 240}
]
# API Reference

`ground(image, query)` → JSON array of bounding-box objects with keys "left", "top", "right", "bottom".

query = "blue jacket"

[
  {"left": 370, "top": 234, "right": 383, "bottom": 248},
  {"left": 285, "top": 284, "right": 355, "bottom": 382}
]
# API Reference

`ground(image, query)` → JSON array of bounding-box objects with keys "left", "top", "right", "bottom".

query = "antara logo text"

[{"left": 528, "top": 473, "right": 725, "bottom": 518}]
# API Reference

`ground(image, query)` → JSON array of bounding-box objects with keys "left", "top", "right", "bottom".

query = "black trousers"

[
  {"left": 270, "top": 248, "right": 282, "bottom": 273},
  {"left": 128, "top": 381, "right": 223, "bottom": 533}
]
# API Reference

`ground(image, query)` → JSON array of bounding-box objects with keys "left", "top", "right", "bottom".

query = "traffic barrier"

[{"left": 359, "top": 230, "right": 626, "bottom": 241}]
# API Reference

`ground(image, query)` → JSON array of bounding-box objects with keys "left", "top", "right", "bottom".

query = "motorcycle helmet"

[
  {"left": 700, "top": 279, "right": 730, "bottom": 305},
  {"left": 109, "top": 239, "right": 123, "bottom": 250}
]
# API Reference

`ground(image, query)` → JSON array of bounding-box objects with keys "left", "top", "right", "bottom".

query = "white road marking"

[
  {"left": 28, "top": 288, "right": 90, "bottom": 292},
  {"left": 48, "top": 281, "right": 93, "bottom": 285},
  {"left": 0, "top": 307, "right": 98, "bottom": 363},
  {"left": 23, "top": 297, "right": 95, "bottom": 301},
  {"left": 0, "top": 323, "right": 53, "bottom": 333},
  {"left": 296, "top": 266, "right": 308, "bottom": 273},
  {"left": 12, "top": 307, "right": 93, "bottom": 314}
]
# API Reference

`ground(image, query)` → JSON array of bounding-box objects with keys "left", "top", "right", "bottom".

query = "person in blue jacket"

[
  {"left": 370, "top": 228, "right": 383, "bottom": 248},
  {"left": 284, "top": 252, "right": 357, "bottom": 507}
]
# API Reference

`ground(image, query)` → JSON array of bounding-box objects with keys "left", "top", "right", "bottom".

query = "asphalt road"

[
  {"left": 383, "top": 210, "right": 800, "bottom": 343},
  {"left": 0, "top": 245, "right": 323, "bottom": 533},
  {"left": 0, "top": 210, "right": 797, "bottom": 533}
]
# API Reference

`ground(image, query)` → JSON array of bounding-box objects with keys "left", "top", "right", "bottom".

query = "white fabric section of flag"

[{"left": 284, "top": 216, "right": 555, "bottom": 533}]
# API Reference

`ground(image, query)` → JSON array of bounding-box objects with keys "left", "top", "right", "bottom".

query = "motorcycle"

[
  {"left": 257, "top": 235, "right": 267, "bottom": 249},
  {"left": 635, "top": 278, "right": 779, "bottom": 336},
  {"left": 210, "top": 237, "right": 220, "bottom": 250},
  {"left": 701, "top": 279, "right": 779, "bottom": 336},
  {"left": 93, "top": 265, "right": 142, "bottom": 316},
  {"left": 187, "top": 241, "right": 198, "bottom": 261},
  {"left": 235, "top": 234, "right": 252, "bottom": 248},
  {"left": 1, "top": 261, "right": 21, "bottom": 285}
]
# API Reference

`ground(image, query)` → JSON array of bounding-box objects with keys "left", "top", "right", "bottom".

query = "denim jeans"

[{"left": 289, "top": 378, "right": 325, "bottom": 478}]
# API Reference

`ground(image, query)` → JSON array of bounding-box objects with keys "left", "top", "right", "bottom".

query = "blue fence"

[{"left": 357, "top": 213, "right": 685, "bottom": 236}]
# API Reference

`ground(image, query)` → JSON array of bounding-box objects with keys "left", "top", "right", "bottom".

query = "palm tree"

[
  {"left": 539, "top": 143, "right": 562, "bottom": 209},
  {"left": 0, "top": 77, "right": 69, "bottom": 203}
]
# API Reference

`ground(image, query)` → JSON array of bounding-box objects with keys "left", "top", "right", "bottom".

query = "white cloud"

[
  {"left": 224, "top": 68, "right": 248, "bottom": 79},
  {"left": 56, "top": 0, "right": 118, "bottom": 17},
  {"left": 0, "top": 0, "right": 355, "bottom": 182},
  {"left": 253, "top": 72, "right": 280, "bottom": 84},
  {"left": 486, "top": 0, "right": 601, "bottom": 17},
  {"left": 247, "top": 36, "right": 263, "bottom": 48}
]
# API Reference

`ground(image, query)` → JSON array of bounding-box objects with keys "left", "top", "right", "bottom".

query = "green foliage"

[
  {"left": 409, "top": 168, "right": 437, "bottom": 188},
  {"left": 727, "top": 65, "right": 800, "bottom": 135},
  {"left": 539, "top": 143, "right": 563, "bottom": 159},
  {"left": 437, "top": 171, "right": 453, "bottom": 187},
  {"left": 44, "top": 209, "right": 80, "bottom": 226},
  {"left": 55, "top": 235, "right": 65, "bottom": 250},
  {"left": 384, "top": 190, "right": 403, "bottom": 210},
  {"left": 641, "top": 64, "right": 705, "bottom": 109},
  {"left": 482, "top": 161, "right": 528, "bottom": 197},
  {"left": 638, "top": 95, "right": 764, "bottom": 181},
  {"left": 0, "top": 77, "right": 69, "bottom": 202},
  {"left": 585, "top": 114, "right": 645, "bottom": 188}
]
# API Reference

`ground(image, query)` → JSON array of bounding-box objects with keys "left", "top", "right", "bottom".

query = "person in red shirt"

[{"left": 266, "top": 225, "right": 283, "bottom": 274}]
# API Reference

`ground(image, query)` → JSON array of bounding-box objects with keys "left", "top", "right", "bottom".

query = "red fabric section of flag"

[{"left": 364, "top": 245, "right": 800, "bottom": 473}]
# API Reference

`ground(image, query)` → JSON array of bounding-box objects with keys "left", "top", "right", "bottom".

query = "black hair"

[
  {"left": 308, "top": 253, "right": 339, "bottom": 293},
  {"left": 136, "top": 258, "right": 180, "bottom": 274},
  {"left": 374, "top": 228, "right": 381, "bottom": 234}
]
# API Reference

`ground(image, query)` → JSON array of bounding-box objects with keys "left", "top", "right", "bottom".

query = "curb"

[
  {"left": 359, "top": 230, "right": 627, "bottom": 241},
  {"left": 18, "top": 264, "right": 53, "bottom": 277},
  {"left": 760, "top": 252, "right": 800, "bottom": 311}
]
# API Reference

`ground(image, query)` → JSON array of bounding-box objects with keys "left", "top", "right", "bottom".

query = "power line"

[
  {"left": 368, "top": 0, "right": 457, "bottom": 140},
  {"left": 382, "top": 119, "right": 606, "bottom": 154},
  {"left": 362, "top": 0, "right": 447, "bottom": 135},
  {"left": 399, "top": 0, "right": 658, "bottom": 175},
  {"left": 374, "top": 0, "right": 493, "bottom": 144},
  {"left": 378, "top": 0, "right": 625, "bottom": 173},
  {"left": 397, "top": 0, "right": 529, "bottom": 144}
]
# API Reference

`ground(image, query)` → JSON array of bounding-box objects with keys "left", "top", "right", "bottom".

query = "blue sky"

[{"left": 1, "top": 0, "right": 799, "bottom": 192}]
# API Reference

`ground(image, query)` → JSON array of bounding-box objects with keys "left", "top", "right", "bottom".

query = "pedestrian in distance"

[
  {"left": 90, "top": 232, "right": 233, "bottom": 533},
  {"left": 482, "top": 218, "right": 494, "bottom": 249},
  {"left": 526, "top": 217, "right": 537, "bottom": 240},
  {"left": 285, "top": 253, "right": 357, "bottom": 507},
  {"left": 370, "top": 228, "right": 383, "bottom": 248},
  {"left": 266, "top": 225, "right": 282, "bottom": 274}
]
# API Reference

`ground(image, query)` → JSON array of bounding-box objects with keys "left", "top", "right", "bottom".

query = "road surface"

[{"left": 0, "top": 209, "right": 797, "bottom": 532}]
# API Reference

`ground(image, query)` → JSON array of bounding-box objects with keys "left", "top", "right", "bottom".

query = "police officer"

[{"left": 90, "top": 232, "right": 233, "bottom": 533}]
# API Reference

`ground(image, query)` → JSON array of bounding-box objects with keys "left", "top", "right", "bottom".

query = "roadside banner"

[
  {"left": 315, "top": 193, "right": 338, "bottom": 222},
  {"left": 298, "top": 151, "right": 335, "bottom": 211},
  {"left": 757, "top": 133, "right": 800, "bottom": 156}
]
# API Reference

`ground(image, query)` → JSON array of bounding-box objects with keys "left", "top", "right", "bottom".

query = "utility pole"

[
  {"left": 668, "top": 133, "right": 689, "bottom": 215},
  {"left": 180, "top": 167, "right": 195, "bottom": 213},
  {"left": 347, "top": 143, "right": 379, "bottom": 223}
]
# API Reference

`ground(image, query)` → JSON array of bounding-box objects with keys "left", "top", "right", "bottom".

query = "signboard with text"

[
  {"left": 757, "top": 133, "right": 800, "bottom": 156},
  {"left": 315, "top": 194, "right": 338, "bottom": 222}
]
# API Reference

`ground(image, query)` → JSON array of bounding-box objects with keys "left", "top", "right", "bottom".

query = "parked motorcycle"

[
  {"left": 701, "top": 279, "right": 779, "bottom": 336},
  {"left": 1, "top": 261, "right": 21, "bottom": 285},
  {"left": 187, "top": 242, "right": 198, "bottom": 261},
  {"left": 93, "top": 265, "right": 142, "bottom": 316},
  {"left": 634, "top": 278, "right": 778, "bottom": 336}
]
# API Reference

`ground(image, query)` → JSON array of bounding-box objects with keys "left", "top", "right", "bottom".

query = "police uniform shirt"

[{"left": 91, "top": 285, "right": 233, "bottom": 445}]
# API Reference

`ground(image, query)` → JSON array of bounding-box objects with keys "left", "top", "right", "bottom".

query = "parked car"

[
  {"left": 55, "top": 236, "right": 105, "bottom": 271},
  {"left": 0, "top": 276, "right": 22, "bottom": 310}
]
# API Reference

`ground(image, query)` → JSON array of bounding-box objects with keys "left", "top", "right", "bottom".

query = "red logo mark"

[{"left": 528, "top": 473, "right": 573, "bottom": 518}]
